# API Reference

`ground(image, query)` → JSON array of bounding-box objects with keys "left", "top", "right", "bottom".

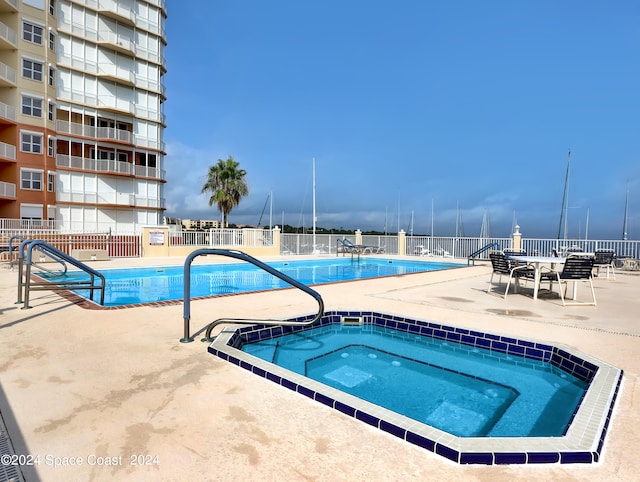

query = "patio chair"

[
  {"left": 546, "top": 255, "right": 597, "bottom": 306},
  {"left": 503, "top": 249, "right": 526, "bottom": 257},
  {"left": 593, "top": 249, "right": 616, "bottom": 280},
  {"left": 487, "top": 251, "right": 534, "bottom": 299}
]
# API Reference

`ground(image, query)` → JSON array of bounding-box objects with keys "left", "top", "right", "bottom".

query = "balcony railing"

[
  {"left": 0, "top": 100, "right": 16, "bottom": 122},
  {"left": 95, "top": 0, "right": 136, "bottom": 25},
  {"left": 57, "top": 190, "right": 165, "bottom": 209},
  {"left": 0, "top": 0, "right": 19, "bottom": 12},
  {"left": 56, "top": 154, "right": 165, "bottom": 180},
  {"left": 0, "top": 141, "right": 16, "bottom": 160},
  {"left": 0, "top": 60, "right": 16, "bottom": 85},
  {"left": 0, "top": 180, "right": 16, "bottom": 198},
  {"left": 97, "top": 29, "right": 136, "bottom": 55},
  {"left": 97, "top": 64, "right": 136, "bottom": 85},
  {"left": 0, "top": 20, "right": 17, "bottom": 47},
  {"left": 134, "top": 165, "right": 166, "bottom": 180},
  {"left": 56, "top": 120, "right": 133, "bottom": 143}
]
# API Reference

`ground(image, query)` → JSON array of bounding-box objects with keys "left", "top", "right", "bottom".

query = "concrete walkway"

[{"left": 0, "top": 256, "right": 638, "bottom": 481}]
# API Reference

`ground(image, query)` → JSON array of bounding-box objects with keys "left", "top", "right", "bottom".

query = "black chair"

[
  {"left": 593, "top": 249, "right": 616, "bottom": 280},
  {"left": 487, "top": 251, "right": 534, "bottom": 299},
  {"left": 504, "top": 249, "right": 526, "bottom": 257},
  {"left": 548, "top": 255, "right": 597, "bottom": 306}
]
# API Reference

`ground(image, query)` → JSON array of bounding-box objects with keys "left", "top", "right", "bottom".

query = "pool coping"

[{"left": 207, "top": 310, "right": 623, "bottom": 465}]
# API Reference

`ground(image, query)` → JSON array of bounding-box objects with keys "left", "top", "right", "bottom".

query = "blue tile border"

[{"left": 208, "top": 310, "right": 623, "bottom": 466}]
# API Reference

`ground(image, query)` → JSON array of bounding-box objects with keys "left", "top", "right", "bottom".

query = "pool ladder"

[
  {"left": 12, "top": 237, "right": 106, "bottom": 308},
  {"left": 181, "top": 249, "right": 325, "bottom": 343}
]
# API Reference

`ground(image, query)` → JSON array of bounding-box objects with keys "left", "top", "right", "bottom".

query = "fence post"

[
  {"left": 513, "top": 225, "right": 522, "bottom": 251},
  {"left": 273, "top": 226, "right": 281, "bottom": 253},
  {"left": 355, "top": 229, "right": 362, "bottom": 246},
  {"left": 398, "top": 230, "right": 406, "bottom": 256}
]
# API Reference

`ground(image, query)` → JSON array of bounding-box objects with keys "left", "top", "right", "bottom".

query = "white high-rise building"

[{"left": 0, "top": 0, "right": 167, "bottom": 231}]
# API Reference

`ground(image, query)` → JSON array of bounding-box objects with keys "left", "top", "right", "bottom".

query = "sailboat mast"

[
  {"left": 585, "top": 207, "right": 589, "bottom": 241},
  {"left": 409, "top": 210, "right": 414, "bottom": 236},
  {"left": 557, "top": 149, "right": 571, "bottom": 240},
  {"left": 312, "top": 158, "right": 317, "bottom": 251},
  {"left": 269, "top": 190, "right": 273, "bottom": 229},
  {"left": 431, "top": 198, "right": 434, "bottom": 237},
  {"left": 622, "top": 182, "right": 629, "bottom": 240}
]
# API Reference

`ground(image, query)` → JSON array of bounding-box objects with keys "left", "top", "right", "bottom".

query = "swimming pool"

[
  {"left": 209, "top": 311, "right": 623, "bottom": 465},
  {"left": 40, "top": 258, "right": 463, "bottom": 306}
]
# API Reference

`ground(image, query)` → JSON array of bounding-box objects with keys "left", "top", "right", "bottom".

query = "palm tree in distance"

[{"left": 201, "top": 156, "right": 249, "bottom": 227}]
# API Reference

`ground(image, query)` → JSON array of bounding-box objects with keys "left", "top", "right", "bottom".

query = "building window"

[
  {"left": 48, "top": 136, "right": 55, "bottom": 156},
  {"left": 21, "top": 169, "right": 43, "bottom": 191},
  {"left": 23, "top": 59, "right": 44, "bottom": 81},
  {"left": 48, "top": 66, "right": 55, "bottom": 86},
  {"left": 21, "top": 133, "right": 43, "bottom": 154},
  {"left": 90, "top": 149, "right": 129, "bottom": 163},
  {"left": 137, "top": 152, "right": 158, "bottom": 167},
  {"left": 22, "top": 95, "right": 43, "bottom": 117},
  {"left": 50, "top": 0, "right": 56, "bottom": 16},
  {"left": 49, "top": 31, "right": 56, "bottom": 51},
  {"left": 48, "top": 102, "right": 55, "bottom": 121},
  {"left": 47, "top": 172, "right": 56, "bottom": 192},
  {"left": 23, "top": 22, "right": 44, "bottom": 45}
]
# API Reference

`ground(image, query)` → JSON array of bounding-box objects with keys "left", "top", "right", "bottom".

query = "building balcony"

[
  {"left": 0, "top": 60, "right": 16, "bottom": 87},
  {"left": 97, "top": 98, "right": 135, "bottom": 115},
  {"left": 0, "top": 0, "right": 18, "bottom": 14},
  {"left": 0, "top": 180, "right": 15, "bottom": 199},
  {"left": 63, "top": 89, "right": 135, "bottom": 116},
  {"left": 0, "top": 141, "right": 16, "bottom": 161},
  {"left": 56, "top": 120, "right": 133, "bottom": 144},
  {"left": 56, "top": 154, "right": 165, "bottom": 181},
  {"left": 134, "top": 164, "right": 166, "bottom": 180},
  {"left": 0, "top": 20, "right": 17, "bottom": 49},
  {"left": 0, "top": 99, "right": 16, "bottom": 124},
  {"left": 134, "top": 136, "right": 166, "bottom": 153},
  {"left": 97, "top": 0, "right": 136, "bottom": 27},
  {"left": 97, "top": 30, "right": 136, "bottom": 56},
  {"left": 96, "top": 64, "right": 136, "bottom": 86},
  {"left": 57, "top": 190, "right": 166, "bottom": 209},
  {"left": 56, "top": 121, "right": 165, "bottom": 152}
]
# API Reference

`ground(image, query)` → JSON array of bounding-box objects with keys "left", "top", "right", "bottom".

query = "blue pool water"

[
  {"left": 41, "top": 258, "right": 462, "bottom": 306},
  {"left": 242, "top": 324, "right": 587, "bottom": 437}
]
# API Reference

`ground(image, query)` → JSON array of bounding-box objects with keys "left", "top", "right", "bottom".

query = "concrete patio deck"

[{"left": 1, "top": 256, "right": 638, "bottom": 481}]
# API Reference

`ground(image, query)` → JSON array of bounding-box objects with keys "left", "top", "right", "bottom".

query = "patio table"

[{"left": 507, "top": 255, "right": 566, "bottom": 300}]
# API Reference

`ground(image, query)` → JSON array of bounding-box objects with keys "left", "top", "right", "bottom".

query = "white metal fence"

[
  {"left": 0, "top": 230, "right": 140, "bottom": 258},
  {"left": 168, "top": 228, "right": 273, "bottom": 248},
  {"left": 281, "top": 232, "right": 640, "bottom": 263},
  {"left": 2, "top": 219, "right": 639, "bottom": 264}
]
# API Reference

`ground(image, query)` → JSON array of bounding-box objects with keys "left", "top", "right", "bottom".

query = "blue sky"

[{"left": 163, "top": 1, "right": 639, "bottom": 239}]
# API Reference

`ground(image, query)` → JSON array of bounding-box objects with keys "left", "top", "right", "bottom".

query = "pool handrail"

[
  {"left": 467, "top": 242, "right": 499, "bottom": 266},
  {"left": 8, "top": 235, "right": 26, "bottom": 268},
  {"left": 18, "top": 239, "right": 106, "bottom": 308},
  {"left": 12, "top": 235, "right": 68, "bottom": 276},
  {"left": 182, "top": 248, "right": 325, "bottom": 343}
]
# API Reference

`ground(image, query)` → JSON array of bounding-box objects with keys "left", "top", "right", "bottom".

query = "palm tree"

[{"left": 201, "top": 156, "right": 249, "bottom": 227}]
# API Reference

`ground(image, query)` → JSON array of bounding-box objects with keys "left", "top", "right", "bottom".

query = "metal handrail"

[
  {"left": 467, "top": 242, "right": 499, "bottom": 265},
  {"left": 14, "top": 235, "right": 68, "bottom": 276},
  {"left": 17, "top": 240, "right": 106, "bottom": 308},
  {"left": 181, "top": 249, "right": 324, "bottom": 343},
  {"left": 8, "top": 234, "right": 25, "bottom": 268}
]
